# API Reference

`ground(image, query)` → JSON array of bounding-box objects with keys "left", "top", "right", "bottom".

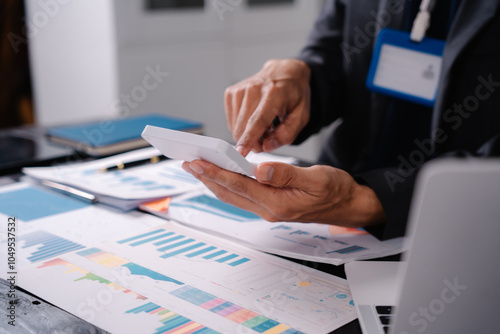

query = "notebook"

[{"left": 47, "top": 113, "right": 203, "bottom": 156}]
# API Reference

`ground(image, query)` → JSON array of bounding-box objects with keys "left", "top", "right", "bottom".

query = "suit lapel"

[{"left": 433, "top": 0, "right": 500, "bottom": 130}]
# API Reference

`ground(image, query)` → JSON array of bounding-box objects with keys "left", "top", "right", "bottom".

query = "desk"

[{"left": 0, "top": 137, "right": 399, "bottom": 334}]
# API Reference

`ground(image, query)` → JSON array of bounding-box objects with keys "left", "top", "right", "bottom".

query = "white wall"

[
  {"left": 114, "top": 0, "right": 325, "bottom": 162},
  {"left": 26, "top": 0, "right": 119, "bottom": 126},
  {"left": 27, "top": 0, "right": 327, "bottom": 161}
]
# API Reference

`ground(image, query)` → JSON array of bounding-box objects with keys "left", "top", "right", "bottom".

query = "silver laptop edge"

[{"left": 346, "top": 158, "right": 500, "bottom": 334}]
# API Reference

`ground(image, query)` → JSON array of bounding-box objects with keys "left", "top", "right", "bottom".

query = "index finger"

[{"left": 235, "top": 89, "right": 284, "bottom": 157}]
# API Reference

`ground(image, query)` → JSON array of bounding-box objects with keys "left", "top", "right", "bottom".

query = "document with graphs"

[
  {"left": 141, "top": 188, "right": 404, "bottom": 265},
  {"left": 19, "top": 220, "right": 357, "bottom": 334}
]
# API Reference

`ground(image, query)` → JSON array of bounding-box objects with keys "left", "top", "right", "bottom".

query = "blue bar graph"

[
  {"left": 192, "top": 328, "right": 219, "bottom": 334},
  {"left": 22, "top": 230, "right": 85, "bottom": 263},
  {"left": 126, "top": 302, "right": 157, "bottom": 314},
  {"left": 186, "top": 195, "right": 260, "bottom": 220},
  {"left": 209, "top": 301, "right": 233, "bottom": 313},
  {"left": 282, "top": 329, "right": 306, "bottom": 334},
  {"left": 228, "top": 258, "right": 250, "bottom": 267},
  {"left": 76, "top": 248, "right": 101, "bottom": 257},
  {"left": 216, "top": 254, "right": 239, "bottom": 263},
  {"left": 160, "top": 242, "right": 206, "bottom": 259},
  {"left": 253, "top": 319, "right": 281, "bottom": 332},
  {"left": 146, "top": 305, "right": 162, "bottom": 313},
  {"left": 160, "top": 316, "right": 192, "bottom": 332},
  {"left": 118, "top": 229, "right": 165, "bottom": 244},
  {"left": 130, "top": 232, "right": 174, "bottom": 247},
  {"left": 186, "top": 246, "right": 216, "bottom": 258},
  {"left": 153, "top": 235, "right": 185, "bottom": 246},
  {"left": 203, "top": 250, "right": 227, "bottom": 260},
  {"left": 118, "top": 229, "right": 251, "bottom": 267},
  {"left": 157, "top": 239, "right": 194, "bottom": 252},
  {"left": 170, "top": 286, "right": 217, "bottom": 306}
]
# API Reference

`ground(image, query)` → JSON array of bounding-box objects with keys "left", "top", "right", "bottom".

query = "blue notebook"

[{"left": 47, "top": 114, "right": 203, "bottom": 156}]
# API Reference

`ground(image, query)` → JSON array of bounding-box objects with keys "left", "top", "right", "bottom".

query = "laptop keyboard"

[{"left": 375, "top": 306, "right": 395, "bottom": 333}]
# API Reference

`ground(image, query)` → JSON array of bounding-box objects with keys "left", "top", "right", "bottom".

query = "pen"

[
  {"left": 98, "top": 155, "right": 168, "bottom": 173},
  {"left": 41, "top": 180, "right": 97, "bottom": 203}
]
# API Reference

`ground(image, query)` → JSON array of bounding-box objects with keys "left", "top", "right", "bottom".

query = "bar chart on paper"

[
  {"left": 19, "top": 222, "right": 357, "bottom": 334},
  {"left": 71, "top": 246, "right": 305, "bottom": 333},
  {"left": 21, "top": 230, "right": 85, "bottom": 263},
  {"left": 169, "top": 193, "right": 261, "bottom": 222},
  {"left": 19, "top": 257, "right": 220, "bottom": 334},
  {"left": 146, "top": 189, "right": 403, "bottom": 266},
  {"left": 117, "top": 228, "right": 251, "bottom": 266}
]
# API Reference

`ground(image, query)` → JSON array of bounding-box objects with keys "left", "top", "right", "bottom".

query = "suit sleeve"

[
  {"left": 294, "top": 0, "right": 347, "bottom": 144},
  {"left": 355, "top": 133, "right": 500, "bottom": 240}
]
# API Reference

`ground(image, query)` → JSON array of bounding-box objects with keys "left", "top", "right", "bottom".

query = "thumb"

[{"left": 255, "top": 162, "right": 308, "bottom": 188}]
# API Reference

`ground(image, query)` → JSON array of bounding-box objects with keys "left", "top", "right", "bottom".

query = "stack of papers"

[
  {"left": 141, "top": 188, "right": 404, "bottom": 266},
  {"left": 23, "top": 148, "right": 202, "bottom": 210},
  {"left": 22, "top": 147, "right": 403, "bottom": 265}
]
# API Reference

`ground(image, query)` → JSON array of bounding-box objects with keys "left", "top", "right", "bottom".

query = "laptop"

[{"left": 345, "top": 158, "right": 500, "bottom": 334}]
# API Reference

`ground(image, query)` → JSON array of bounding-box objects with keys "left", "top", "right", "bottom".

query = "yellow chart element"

[
  {"left": 298, "top": 281, "right": 311, "bottom": 287},
  {"left": 263, "top": 323, "right": 291, "bottom": 334}
]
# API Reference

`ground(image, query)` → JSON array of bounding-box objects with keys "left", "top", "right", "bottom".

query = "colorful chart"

[
  {"left": 76, "top": 248, "right": 184, "bottom": 285},
  {"left": 37, "top": 258, "right": 147, "bottom": 300},
  {"left": 21, "top": 230, "right": 86, "bottom": 262},
  {"left": 117, "top": 228, "right": 251, "bottom": 267},
  {"left": 170, "top": 285, "right": 303, "bottom": 334},
  {"left": 126, "top": 302, "right": 219, "bottom": 334},
  {"left": 74, "top": 246, "right": 302, "bottom": 333}
]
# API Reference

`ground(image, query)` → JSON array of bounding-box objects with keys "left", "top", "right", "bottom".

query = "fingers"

[
  {"left": 232, "top": 83, "right": 262, "bottom": 142},
  {"left": 255, "top": 162, "right": 321, "bottom": 191},
  {"left": 197, "top": 176, "right": 270, "bottom": 219},
  {"left": 224, "top": 85, "right": 245, "bottom": 133},
  {"left": 181, "top": 161, "right": 279, "bottom": 221},
  {"left": 223, "top": 60, "right": 311, "bottom": 157},
  {"left": 235, "top": 88, "right": 285, "bottom": 156},
  {"left": 184, "top": 160, "right": 270, "bottom": 205},
  {"left": 262, "top": 95, "right": 310, "bottom": 152}
]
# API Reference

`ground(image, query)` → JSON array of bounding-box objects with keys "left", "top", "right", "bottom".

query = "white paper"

[
  {"left": 19, "top": 221, "right": 357, "bottom": 334},
  {"left": 0, "top": 182, "right": 164, "bottom": 275},
  {"left": 23, "top": 147, "right": 203, "bottom": 202},
  {"left": 141, "top": 189, "right": 404, "bottom": 265}
]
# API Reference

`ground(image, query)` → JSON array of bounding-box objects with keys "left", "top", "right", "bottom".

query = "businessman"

[{"left": 183, "top": 0, "right": 500, "bottom": 240}]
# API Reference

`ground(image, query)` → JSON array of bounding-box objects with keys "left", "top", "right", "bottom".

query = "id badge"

[{"left": 366, "top": 28, "right": 445, "bottom": 107}]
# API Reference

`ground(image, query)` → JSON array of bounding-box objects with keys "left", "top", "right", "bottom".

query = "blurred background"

[{"left": 1, "top": 0, "right": 329, "bottom": 161}]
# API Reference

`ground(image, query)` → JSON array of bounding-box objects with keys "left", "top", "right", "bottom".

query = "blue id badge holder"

[{"left": 366, "top": 28, "right": 445, "bottom": 107}]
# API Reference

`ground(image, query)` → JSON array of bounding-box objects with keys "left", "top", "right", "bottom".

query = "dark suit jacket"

[{"left": 296, "top": 0, "right": 500, "bottom": 239}]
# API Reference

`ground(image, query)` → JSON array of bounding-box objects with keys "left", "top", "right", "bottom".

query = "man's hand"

[
  {"left": 182, "top": 160, "right": 386, "bottom": 228},
  {"left": 225, "top": 59, "right": 311, "bottom": 157}
]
